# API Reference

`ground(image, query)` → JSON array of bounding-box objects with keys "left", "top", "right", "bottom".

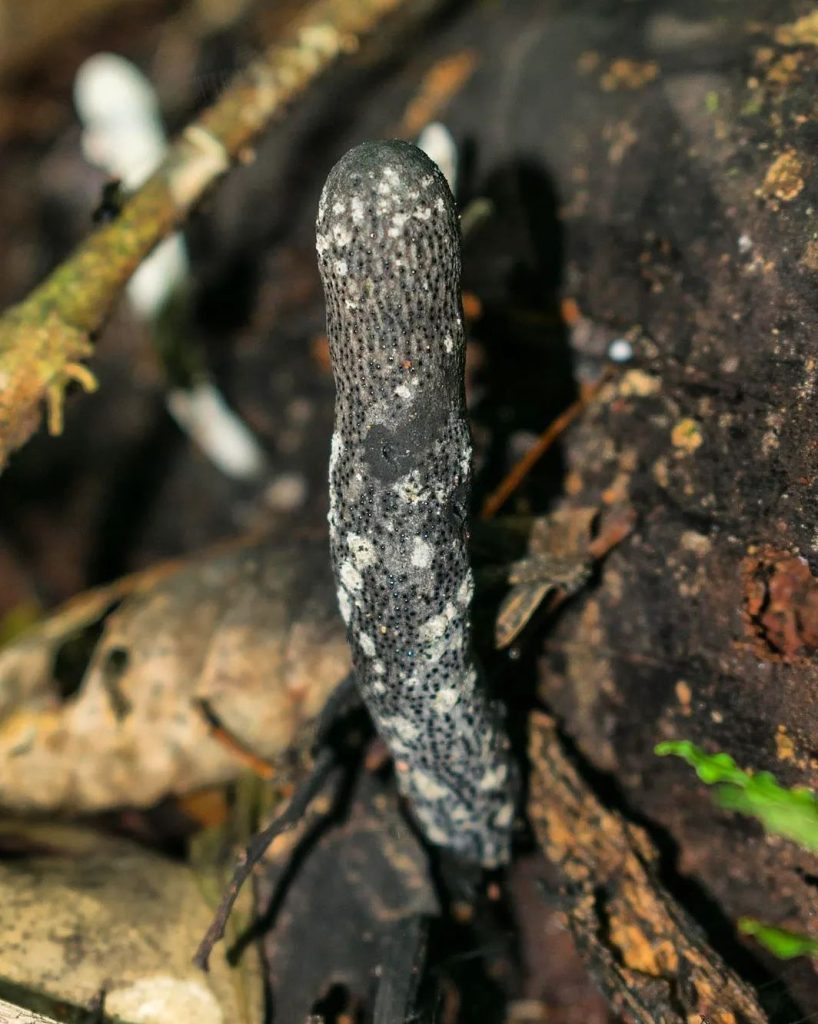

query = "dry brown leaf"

[
  {"left": 495, "top": 505, "right": 633, "bottom": 649},
  {"left": 0, "top": 820, "right": 263, "bottom": 1024},
  {"left": 0, "top": 535, "right": 348, "bottom": 813}
]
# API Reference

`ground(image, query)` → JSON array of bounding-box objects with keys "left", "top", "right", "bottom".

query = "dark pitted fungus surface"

[{"left": 316, "top": 139, "right": 516, "bottom": 866}]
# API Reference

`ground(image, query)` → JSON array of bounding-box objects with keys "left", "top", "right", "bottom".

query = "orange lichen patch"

[
  {"left": 461, "top": 290, "right": 483, "bottom": 321},
  {"left": 671, "top": 417, "right": 703, "bottom": 453},
  {"left": 609, "top": 913, "right": 679, "bottom": 975},
  {"left": 310, "top": 333, "right": 331, "bottom": 373},
  {"left": 702, "top": 1013, "right": 738, "bottom": 1024},
  {"left": 600, "top": 471, "right": 630, "bottom": 505},
  {"left": 451, "top": 901, "right": 474, "bottom": 923},
  {"left": 564, "top": 469, "right": 583, "bottom": 495},
  {"left": 619, "top": 368, "right": 660, "bottom": 397},
  {"left": 577, "top": 50, "right": 601, "bottom": 75},
  {"left": 742, "top": 548, "right": 818, "bottom": 661},
  {"left": 603, "top": 119, "right": 638, "bottom": 165},
  {"left": 560, "top": 296, "right": 583, "bottom": 325},
  {"left": 675, "top": 680, "right": 693, "bottom": 715},
  {"left": 652, "top": 457, "right": 670, "bottom": 487},
  {"left": 758, "top": 149, "right": 806, "bottom": 203},
  {"left": 600, "top": 58, "right": 659, "bottom": 92},
  {"left": 765, "top": 51, "right": 805, "bottom": 86},
  {"left": 775, "top": 724, "right": 797, "bottom": 763},
  {"left": 801, "top": 238, "right": 818, "bottom": 272},
  {"left": 398, "top": 50, "right": 478, "bottom": 137},
  {"left": 753, "top": 45, "right": 775, "bottom": 66},
  {"left": 775, "top": 10, "right": 818, "bottom": 47}
]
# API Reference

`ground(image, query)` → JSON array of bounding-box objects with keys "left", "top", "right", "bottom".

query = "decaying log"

[{"left": 528, "top": 712, "right": 768, "bottom": 1024}]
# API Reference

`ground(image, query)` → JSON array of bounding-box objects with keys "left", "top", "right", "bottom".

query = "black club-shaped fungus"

[{"left": 317, "top": 139, "right": 516, "bottom": 866}]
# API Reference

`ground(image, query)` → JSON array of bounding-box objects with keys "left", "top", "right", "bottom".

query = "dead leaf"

[
  {"left": 495, "top": 506, "right": 633, "bottom": 649},
  {"left": 0, "top": 535, "right": 349, "bottom": 812},
  {"left": 0, "top": 820, "right": 263, "bottom": 1024}
]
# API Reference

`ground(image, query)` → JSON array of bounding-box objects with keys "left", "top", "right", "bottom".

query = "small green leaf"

[
  {"left": 739, "top": 918, "right": 818, "bottom": 960},
  {"left": 0, "top": 601, "right": 41, "bottom": 649},
  {"left": 655, "top": 740, "right": 818, "bottom": 852}
]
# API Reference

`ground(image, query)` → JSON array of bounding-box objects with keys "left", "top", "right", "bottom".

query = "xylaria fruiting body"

[{"left": 316, "top": 139, "right": 516, "bottom": 866}]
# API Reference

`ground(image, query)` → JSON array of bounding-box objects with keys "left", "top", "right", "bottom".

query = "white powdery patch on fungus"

[
  {"left": 433, "top": 688, "right": 459, "bottom": 714},
  {"left": 358, "top": 632, "right": 376, "bottom": 658},
  {"left": 337, "top": 589, "right": 352, "bottom": 625},
  {"left": 317, "top": 139, "right": 517, "bottom": 867},
  {"left": 338, "top": 561, "right": 363, "bottom": 593},
  {"left": 418, "top": 613, "right": 449, "bottom": 644},
  {"left": 457, "top": 573, "right": 475, "bottom": 607},
  {"left": 382, "top": 716, "right": 421, "bottom": 744},
  {"left": 410, "top": 536, "right": 433, "bottom": 569},
  {"left": 332, "top": 222, "right": 353, "bottom": 247},
  {"left": 411, "top": 767, "right": 451, "bottom": 801},
  {"left": 347, "top": 533, "right": 377, "bottom": 569}
]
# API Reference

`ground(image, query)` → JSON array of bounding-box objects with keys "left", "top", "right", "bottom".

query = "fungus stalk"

[{"left": 316, "top": 140, "right": 516, "bottom": 866}]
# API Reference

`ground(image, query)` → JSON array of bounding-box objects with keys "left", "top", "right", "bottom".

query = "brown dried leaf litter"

[{"left": 0, "top": 535, "right": 348, "bottom": 813}]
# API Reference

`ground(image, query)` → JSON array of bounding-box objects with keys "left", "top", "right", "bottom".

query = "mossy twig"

[{"left": 0, "top": 0, "right": 408, "bottom": 471}]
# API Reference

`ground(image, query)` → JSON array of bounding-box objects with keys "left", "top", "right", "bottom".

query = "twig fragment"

[
  {"left": 193, "top": 675, "right": 362, "bottom": 971},
  {"left": 0, "top": 998, "right": 63, "bottom": 1024},
  {"left": 196, "top": 699, "right": 276, "bottom": 780},
  {"left": 193, "top": 746, "right": 338, "bottom": 972},
  {"left": 481, "top": 369, "right": 612, "bottom": 520}
]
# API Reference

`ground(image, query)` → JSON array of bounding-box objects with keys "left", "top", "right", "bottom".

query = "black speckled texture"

[{"left": 317, "top": 140, "right": 515, "bottom": 866}]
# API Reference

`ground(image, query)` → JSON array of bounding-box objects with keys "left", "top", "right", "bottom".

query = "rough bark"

[
  {"left": 529, "top": 713, "right": 768, "bottom": 1024},
  {"left": 479, "top": 0, "right": 818, "bottom": 1010}
]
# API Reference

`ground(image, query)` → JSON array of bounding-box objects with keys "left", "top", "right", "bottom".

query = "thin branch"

[
  {"left": 0, "top": 0, "right": 411, "bottom": 471},
  {"left": 193, "top": 745, "right": 338, "bottom": 972},
  {"left": 481, "top": 369, "right": 613, "bottom": 520},
  {"left": 196, "top": 698, "right": 277, "bottom": 780},
  {"left": 193, "top": 673, "right": 362, "bottom": 972}
]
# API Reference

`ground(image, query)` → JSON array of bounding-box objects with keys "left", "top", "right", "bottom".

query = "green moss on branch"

[{"left": 0, "top": 0, "right": 408, "bottom": 471}]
